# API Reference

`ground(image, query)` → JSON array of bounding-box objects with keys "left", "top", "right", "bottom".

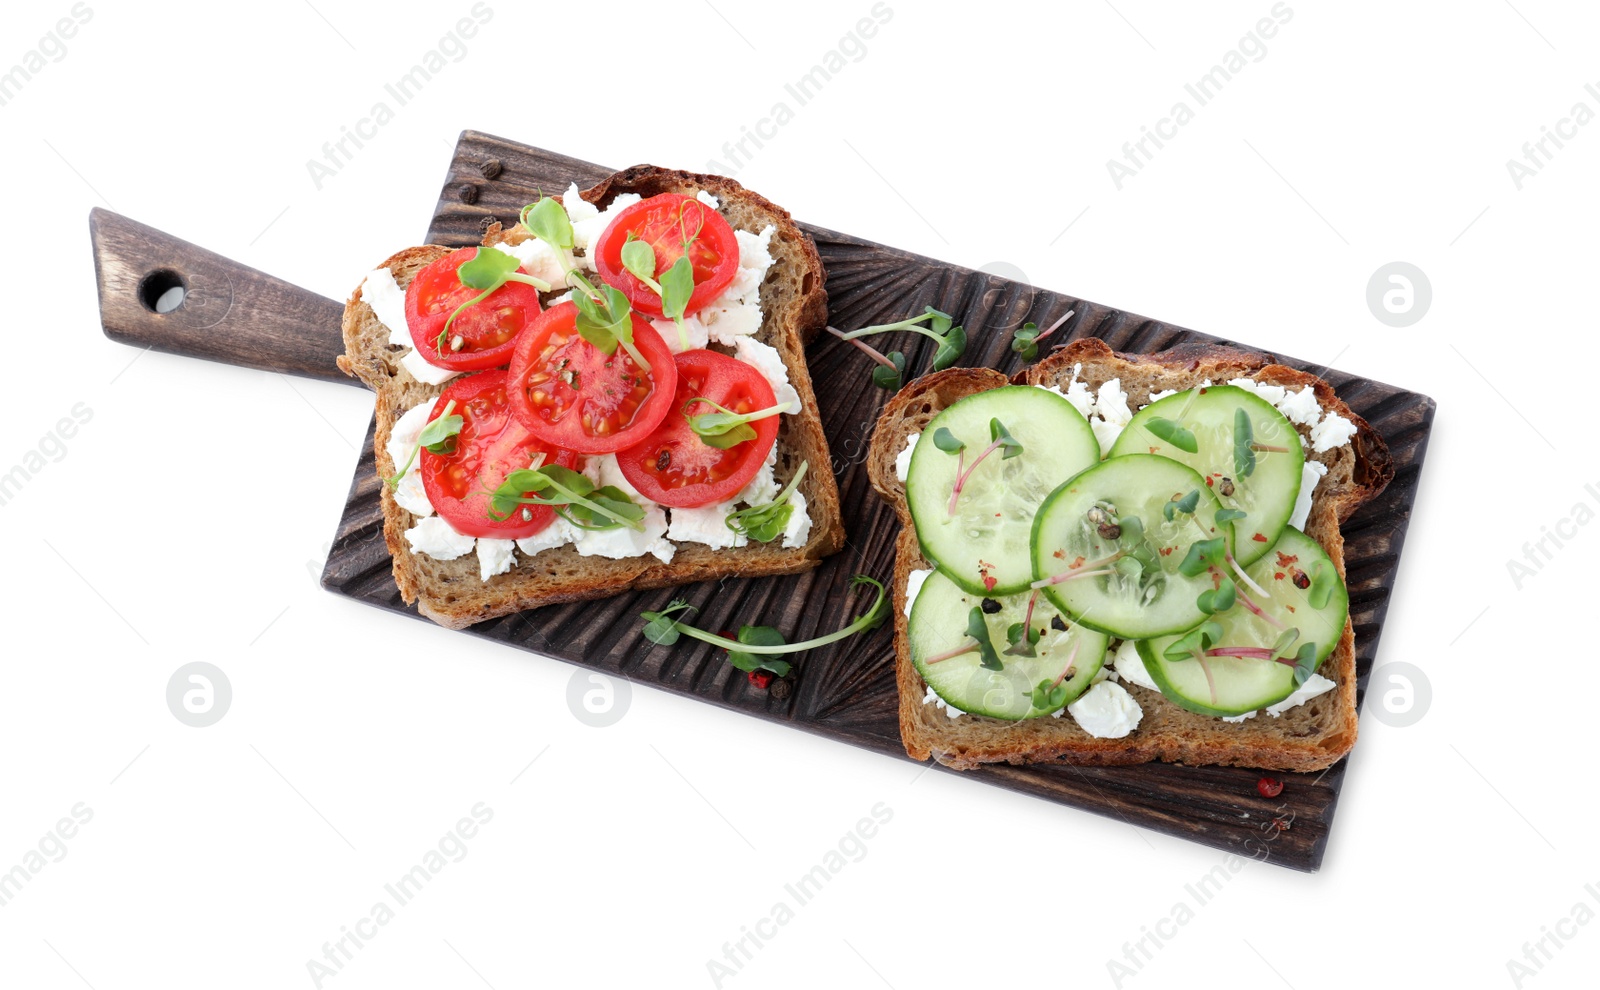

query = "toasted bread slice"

[
  {"left": 866, "top": 338, "right": 1394, "bottom": 772},
  {"left": 337, "top": 166, "right": 843, "bottom": 629}
]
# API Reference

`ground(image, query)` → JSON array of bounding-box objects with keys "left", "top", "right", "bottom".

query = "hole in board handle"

[{"left": 138, "top": 269, "right": 187, "bottom": 314}]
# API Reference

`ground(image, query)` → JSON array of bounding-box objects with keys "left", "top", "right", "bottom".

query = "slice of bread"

[
  {"left": 336, "top": 166, "right": 844, "bottom": 630},
  {"left": 866, "top": 337, "right": 1394, "bottom": 772}
]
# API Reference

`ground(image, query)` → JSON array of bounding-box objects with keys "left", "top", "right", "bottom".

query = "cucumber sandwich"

[{"left": 868, "top": 339, "right": 1393, "bottom": 773}]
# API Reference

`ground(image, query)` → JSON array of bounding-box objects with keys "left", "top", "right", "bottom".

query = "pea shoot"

[{"left": 826, "top": 306, "right": 967, "bottom": 390}]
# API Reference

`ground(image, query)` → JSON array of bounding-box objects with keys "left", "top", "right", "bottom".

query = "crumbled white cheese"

[
  {"left": 1061, "top": 380, "right": 1096, "bottom": 419},
  {"left": 781, "top": 491, "right": 811, "bottom": 549},
  {"left": 476, "top": 538, "right": 517, "bottom": 581},
  {"left": 702, "top": 229, "right": 775, "bottom": 346},
  {"left": 386, "top": 398, "right": 439, "bottom": 517},
  {"left": 1147, "top": 388, "right": 1178, "bottom": 403},
  {"left": 1221, "top": 672, "right": 1338, "bottom": 722},
  {"left": 1275, "top": 385, "right": 1322, "bottom": 427},
  {"left": 1287, "top": 460, "right": 1329, "bottom": 530},
  {"left": 894, "top": 432, "right": 920, "bottom": 483},
  {"left": 737, "top": 445, "right": 780, "bottom": 504},
  {"left": 1111, "top": 639, "right": 1159, "bottom": 691},
  {"left": 652, "top": 314, "right": 710, "bottom": 353},
  {"left": 1068, "top": 680, "right": 1143, "bottom": 738},
  {"left": 734, "top": 336, "right": 801, "bottom": 413},
  {"left": 361, "top": 268, "right": 412, "bottom": 350},
  {"left": 904, "top": 568, "right": 934, "bottom": 619},
  {"left": 404, "top": 516, "right": 476, "bottom": 560},
  {"left": 667, "top": 501, "right": 745, "bottom": 550},
  {"left": 516, "top": 517, "right": 575, "bottom": 557},
  {"left": 492, "top": 238, "right": 572, "bottom": 288},
  {"left": 560, "top": 182, "right": 599, "bottom": 221},
  {"left": 922, "top": 684, "right": 966, "bottom": 719},
  {"left": 593, "top": 453, "right": 645, "bottom": 500},
  {"left": 1095, "top": 379, "right": 1133, "bottom": 426},
  {"left": 735, "top": 226, "right": 775, "bottom": 270},
  {"left": 1090, "top": 418, "right": 1124, "bottom": 457},
  {"left": 400, "top": 349, "right": 461, "bottom": 386},
  {"left": 574, "top": 503, "right": 673, "bottom": 562},
  {"left": 697, "top": 189, "right": 721, "bottom": 210},
  {"left": 1310, "top": 412, "right": 1358, "bottom": 453},
  {"left": 569, "top": 192, "right": 641, "bottom": 260},
  {"left": 1266, "top": 673, "right": 1336, "bottom": 716},
  {"left": 1226, "top": 377, "right": 1287, "bottom": 407}
]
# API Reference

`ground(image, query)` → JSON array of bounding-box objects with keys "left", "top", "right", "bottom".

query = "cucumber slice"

[
  {"left": 909, "top": 568, "right": 1108, "bottom": 720},
  {"left": 905, "top": 386, "right": 1098, "bottom": 595},
  {"left": 1110, "top": 385, "right": 1304, "bottom": 566},
  {"left": 1030, "top": 454, "right": 1229, "bottom": 639},
  {"left": 1138, "top": 527, "right": 1349, "bottom": 716}
]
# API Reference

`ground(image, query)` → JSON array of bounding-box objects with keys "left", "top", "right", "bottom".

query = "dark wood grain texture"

[
  {"left": 89, "top": 209, "right": 350, "bottom": 385},
  {"left": 90, "top": 132, "right": 1434, "bottom": 872}
]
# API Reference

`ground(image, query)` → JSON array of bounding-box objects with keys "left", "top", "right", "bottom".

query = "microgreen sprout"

[
  {"left": 1029, "top": 549, "right": 1126, "bottom": 589},
  {"left": 726, "top": 462, "right": 809, "bottom": 543},
  {"left": 1231, "top": 408, "right": 1288, "bottom": 477},
  {"left": 1146, "top": 417, "right": 1199, "bottom": 454},
  {"left": 564, "top": 271, "right": 652, "bottom": 374},
  {"left": 725, "top": 626, "right": 792, "bottom": 676},
  {"left": 1165, "top": 620, "right": 1224, "bottom": 703},
  {"left": 1029, "top": 640, "right": 1081, "bottom": 711},
  {"left": 386, "top": 400, "right": 463, "bottom": 486},
  {"left": 939, "top": 418, "right": 1024, "bottom": 517},
  {"left": 1307, "top": 559, "right": 1336, "bottom": 610},
  {"left": 924, "top": 606, "right": 1004, "bottom": 670},
  {"left": 682, "top": 397, "right": 787, "bottom": 449},
  {"left": 1003, "top": 591, "right": 1044, "bottom": 657},
  {"left": 485, "top": 464, "right": 646, "bottom": 531},
  {"left": 519, "top": 194, "right": 575, "bottom": 252},
  {"left": 434, "top": 248, "right": 552, "bottom": 355},
  {"left": 827, "top": 306, "right": 966, "bottom": 389},
  {"left": 1197, "top": 580, "right": 1237, "bottom": 615},
  {"left": 618, "top": 201, "right": 707, "bottom": 351},
  {"left": 1010, "top": 309, "right": 1075, "bottom": 362},
  {"left": 1163, "top": 488, "right": 1201, "bottom": 522},
  {"left": 639, "top": 575, "right": 889, "bottom": 663}
]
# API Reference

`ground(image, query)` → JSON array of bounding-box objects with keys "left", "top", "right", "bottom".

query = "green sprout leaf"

[
  {"left": 1197, "top": 580, "right": 1237, "bottom": 615},
  {"left": 1004, "top": 620, "right": 1042, "bottom": 658},
  {"left": 1163, "top": 488, "right": 1201, "bottom": 522},
  {"left": 1268, "top": 627, "right": 1301, "bottom": 663},
  {"left": 620, "top": 239, "right": 660, "bottom": 289},
  {"left": 485, "top": 464, "right": 645, "bottom": 531},
  {"left": 727, "top": 462, "right": 808, "bottom": 543},
  {"left": 683, "top": 398, "right": 786, "bottom": 450},
  {"left": 1146, "top": 417, "right": 1199, "bottom": 453},
  {"left": 1030, "top": 678, "right": 1071, "bottom": 713},
  {"left": 989, "top": 418, "right": 1023, "bottom": 459},
  {"left": 1011, "top": 321, "right": 1042, "bottom": 361},
  {"left": 434, "top": 247, "right": 552, "bottom": 353},
  {"left": 932, "top": 322, "right": 967, "bottom": 371},
  {"left": 966, "top": 606, "right": 1003, "bottom": 671},
  {"left": 1164, "top": 620, "right": 1225, "bottom": 663},
  {"left": 659, "top": 256, "right": 694, "bottom": 321},
  {"left": 727, "top": 626, "right": 793, "bottom": 676},
  {"left": 1214, "top": 508, "right": 1247, "bottom": 524},
  {"left": 1233, "top": 408, "right": 1257, "bottom": 478},
  {"left": 386, "top": 400, "right": 461, "bottom": 486},
  {"left": 637, "top": 575, "right": 889, "bottom": 657},
  {"left": 566, "top": 271, "right": 651, "bottom": 372},
  {"left": 932, "top": 427, "right": 965, "bottom": 454},
  {"left": 641, "top": 600, "right": 695, "bottom": 646},
  {"left": 871, "top": 351, "right": 906, "bottom": 390},
  {"left": 1307, "top": 559, "right": 1336, "bottom": 610},
  {"left": 1178, "top": 537, "right": 1227, "bottom": 578},
  {"left": 520, "top": 195, "right": 575, "bottom": 251},
  {"left": 1290, "top": 642, "right": 1318, "bottom": 686}
]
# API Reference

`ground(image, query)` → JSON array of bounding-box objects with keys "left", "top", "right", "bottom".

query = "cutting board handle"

[{"left": 89, "top": 208, "right": 358, "bottom": 386}]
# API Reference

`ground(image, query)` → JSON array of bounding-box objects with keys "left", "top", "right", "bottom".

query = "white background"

[{"left": 2, "top": 1, "right": 1595, "bottom": 987}]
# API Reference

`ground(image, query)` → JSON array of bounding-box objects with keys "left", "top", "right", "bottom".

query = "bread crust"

[
  {"left": 340, "top": 168, "right": 844, "bottom": 630},
  {"left": 866, "top": 337, "right": 1391, "bottom": 772}
]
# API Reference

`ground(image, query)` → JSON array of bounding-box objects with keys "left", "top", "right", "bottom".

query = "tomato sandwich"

[{"left": 338, "top": 166, "right": 844, "bottom": 629}]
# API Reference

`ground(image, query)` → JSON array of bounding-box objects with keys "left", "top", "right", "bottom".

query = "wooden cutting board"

[{"left": 92, "top": 131, "right": 1436, "bottom": 872}]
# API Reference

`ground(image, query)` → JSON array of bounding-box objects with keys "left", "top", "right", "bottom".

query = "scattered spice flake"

[
  {"left": 1276, "top": 551, "right": 1299, "bottom": 567},
  {"left": 1053, "top": 549, "right": 1066, "bottom": 559},
  {"left": 982, "top": 575, "right": 997, "bottom": 592},
  {"left": 1271, "top": 816, "right": 1292, "bottom": 832},
  {"left": 1199, "top": 387, "right": 1209, "bottom": 395},
  {"left": 1257, "top": 776, "right": 1283, "bottom": 798},
  {"left": 978, "top": 560, "right": 998, "bottom": 592},
  {"left": 1205, "top": 476, "right": 1214, "bottom": 487},
  {"left": 1286, "top": 605, "right": 1297, "bottom": 613},
  {"left": 1159, "top": 547, "right": 1174, "bottom": 557},
  {"left": 1251, "top": 533, "right": 1269, "bottom": 543},
  {"left": 747, "top": 670, "right": 773, "bottom": 690},
  {"left": 1149, "top": 446, "right": 1160, "bottom": 455},
  {"left": 1274, "top": 571, "right": 1286, "bottom": 581},
  {"left": 1071, "top": 555, "right": 1086, "bottom": 568}
]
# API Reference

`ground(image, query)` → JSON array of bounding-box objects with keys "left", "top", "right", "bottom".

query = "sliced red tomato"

[
  {"left": 593, "top": 193, "right": 741, "bottom": 320},
  {"left": 505, "top": 301, "right": 678, "bottom": 454},
  {"left": 419, "top": 370, "right": 581, "bottom": 540},
  {"left": 405, "top": 247, "right": 543, "bottom": 372},
  {"left": 615, "top": 349, "right": 779, "bottom": 508}
]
